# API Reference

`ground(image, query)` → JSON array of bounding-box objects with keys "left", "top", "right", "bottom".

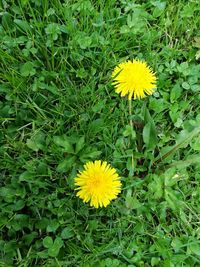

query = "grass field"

[{"left": 0, "top": 0, "right": 200, "bottom": 266}]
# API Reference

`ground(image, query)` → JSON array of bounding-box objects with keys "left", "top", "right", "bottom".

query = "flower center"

[{"left": 91, "top": 178, "right": 101, "bottom": 187}]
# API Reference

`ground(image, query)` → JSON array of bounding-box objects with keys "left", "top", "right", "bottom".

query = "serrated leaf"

[
  {"left": 80, "top": 150, "right": 101, "bottom": 162},
  {"left": 56, "top": 156, "right": 76, "bottom": 173},
  {"left": 53, "top": 136, "right": 74, "bottom": 153}
]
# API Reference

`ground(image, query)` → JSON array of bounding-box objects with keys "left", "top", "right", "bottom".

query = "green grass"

[{"left": 0, "top": 0, "right": 200, "bottom": 266}]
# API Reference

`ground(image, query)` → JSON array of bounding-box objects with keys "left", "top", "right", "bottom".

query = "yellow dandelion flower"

[
  {"left": 112, "top": 59, "right": 157, "bottom": 100},
  {"left": 74, "top": 160, "right": 122, "bottom": 208}
]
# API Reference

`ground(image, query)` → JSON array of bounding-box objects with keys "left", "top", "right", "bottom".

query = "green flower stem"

[{"left": 128, "top": 99, "right": 133, "bottom": 128}]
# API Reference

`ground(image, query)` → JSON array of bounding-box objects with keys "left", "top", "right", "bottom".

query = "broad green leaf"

[
  {"left": 148, "top": 174, "right": 163, "bottom": 199},
  {"left": 191, "top": 84, "right": 200, "bottom": 91},
  {"left": 2, "top": 12, "right": 14, "bottom": 31},
  {"left": 92, "top": 100, "right": 106, "bottom": 113},
  {"left": 187, "top": 243, "right": 200, "bottom": 256},
  {"left": 14, "top": 19, "right": 31, "bottom": 32},
  {"left": 45, "top": 23, "right": 61, "bottom": 40},
  {"left": 190, "top": 135, "right": 200, "bottom": 150},
  {"left": 61, "top": 226, "right": 75, "bottom": 239},
  {"left": 143, "top": 121, "right": 158, "bottom": 150},
  {"left": 90, "top": 119, "right": 104, "bottom": 134},
  {"left": 23, "top": 232, "right": 38, "bottom": 245},
  {"left": 13, "top": 200, "right": 25, "bottom": 211},
  {"left": 165, "top": 189, "right": 181, "bottom": 211},
  {"left": 182, "top": 82, "right": 190, "bottom": 89},
  {"left": 19, "top": 171, "right": 34, "bottom": 182},
  {"left": 54, "top": 237, "right": 63, "bottom": 249},
  {"left": 75, "top": 136, "right": 85, "bottom": 154},
  {"left": 26, "top": 132, "right": 45, "bottom": 152},
  {"left": 48, "top": 245, "right": 60, "bottom": 257},
  {"left": 20, "top": 61, "right": 36, "bottom": 77},
  {"left": 123, "top": 125, "right": 136, "bottom": 139},
  {"left": 177, "top": 62, "right": 190, "bottom": 76},
  {"left": 21, "top": 0, "right": 29, "bottom": 5},
  {"left": 43, "top": 236, "right": 53, "bottom": 248},
  {"left": 77, "top": 35, "right": 92, "bottom": 49},
  {"left": 170, "top": 84, "right": 182, "bottom": 103},
  {"left": 193, "top": 36, "right": 200, "bottom": 48},
  {"left": 44, "top": 85, "right": 59, "bottom": 95},
  {"left": 151, "top": 257, "right": 160, "bottom": 266},
  {"left": 171, "top": 238, "right": 183, "bottom": 252},
  {"left": 46, "top": 8, "right": 55, "bottom": 17},
  {"left": 195, "top": 50, "right": 200, "bottom": 60},
  {"left": 142, "top": 105, "right": 158, "bottom": 149},
  {"left": 120, "top": 25, "right": 130, "bottom": 34},
  {"left": 125, "top": 196, "right": 141, "bottom": 210},
  {"left": 149, "top": 98, "right": 165, "bottom": 113},
  {"left": 0, "top": 187, "right": 15, "bottom": 202},
  {"left": 164, "top": 167, "right": 177, "bottom": 187},
  {"left": 125, "top": 189, "right": 141, "bottom": 209},
  {"left": 47, "top": 237, "right": 63, "bottom": 257},
  {"left": 153, "top": 2, "right": 166, "bottom": 18},
  {"left": 47, "top": 221, "right": 59, "bottom": 232}
]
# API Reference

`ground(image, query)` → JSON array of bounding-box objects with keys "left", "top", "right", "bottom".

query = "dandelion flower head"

[
  {"left": 112, "top": 59, "right": 156, "bottom": 100},
  {"left": 74, "top": 160, "right": 121, "bottom": 208}
]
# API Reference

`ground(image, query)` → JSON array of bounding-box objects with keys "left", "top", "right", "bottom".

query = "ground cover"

[{"left": 0, "top": 0, "right": 200, "bottom": 266}]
